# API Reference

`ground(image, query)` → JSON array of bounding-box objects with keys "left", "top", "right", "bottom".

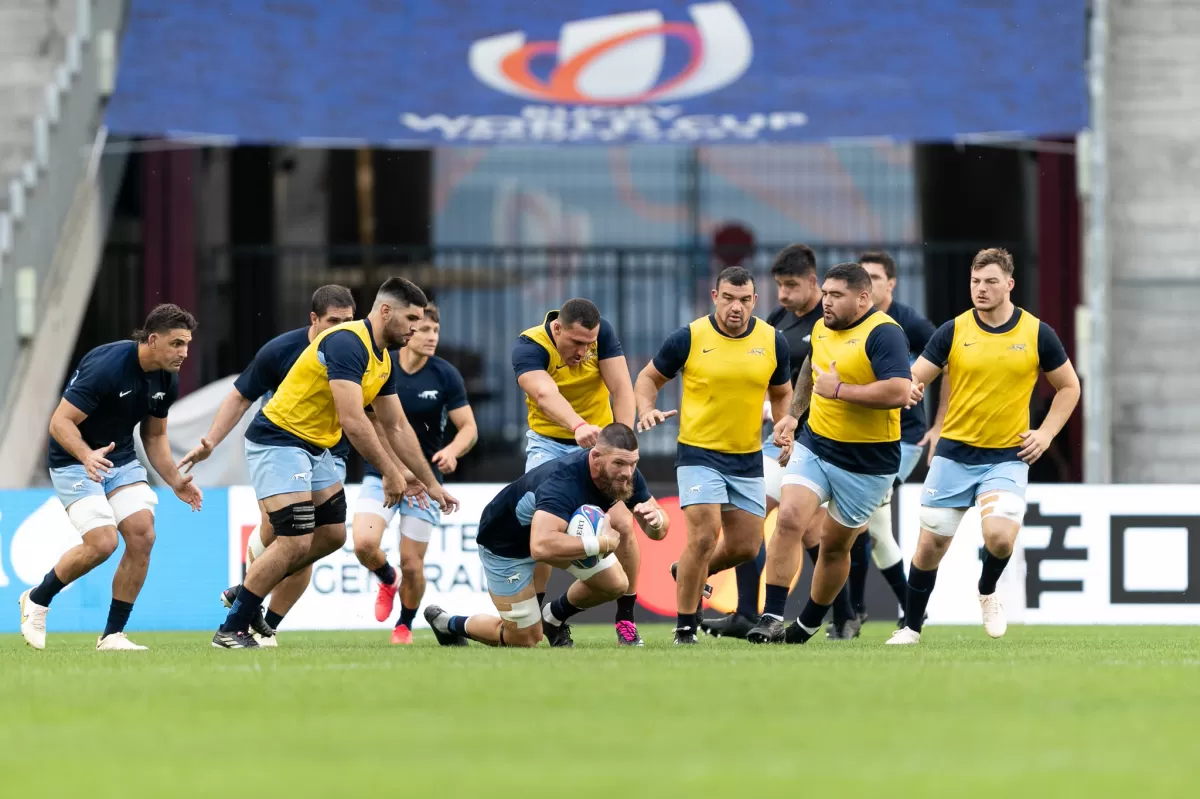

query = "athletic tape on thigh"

[
  {"left": 780, "top": 473, "right": 830, "bottom": 504},
  {"left": 109, "top": 483, "right": 159, "bottom": 524},
  {"left": 66, "top": 495, "right": 116, "bottom": 534},
  {"left": 499, "top": 596, "right": 542, "bottom": 628},
  {"left": 980, "top": 491, "right": 1026, "bottom": 524},
  {"left": 399, "top": 516, "right": 435, "bottom": 543},
  {"left": 268, "top": 502, "right": 316, "bottom": 536},
  {"left": 313, "top": 489, "right": 347, "bottom": 527},
  {"left": 354, "top": 497, "right": 396, "bottom": 524},
  {"left": 918, "top": 506, "right": 967, "bottom": 537}
]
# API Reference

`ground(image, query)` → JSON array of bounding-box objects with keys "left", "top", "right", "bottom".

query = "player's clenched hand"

[
  {"left": 813, "top": 362, "right": 842, "bottom": 399},
  {"left": 907, "top": 381, "right": 925, "bottom": 408},
  {"left": 84, "top": 442, "right": 115, "bottom": 482},
  {"left": 1018, "top": 428, "right": 1053, "bottom": 464},
  {"left": 431, "top": 447, "right": 458, "bottom": 474},
  {"left": 632, "top": 501, "right": 666, "bottom": 540},
  {"left": 636, "top": 409, "right": 677, "bottom": 432},
  {"left": 597, "top": 530, "right": 621, "bottom": 555},
  {"left": 172, "top": 473, "right": 203, "bottom": 511},
  {"left": 382, "top": 471, "right": 408, "bottom": 507},
  {"left": 574, "top": 423, "right": 603, "bottom": 448},
  {"left": 177, "top": 437, "right": 214, "bottom": 474},
  {"left": 428, "top": 485, "right": 460, "bottom": 514}
]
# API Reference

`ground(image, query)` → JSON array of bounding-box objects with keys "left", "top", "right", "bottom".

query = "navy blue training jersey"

[
  {"left": 884, "top": 301, "right": 937, "bottom": 445},
  {"left": 364, "top": 355, "right": 468, "bottom": 484},
  {"left": 476, "top": 449, "right": 651, "bottom": 559},
  {"left": 235, "top": 326, "right": 353, "bottom": 460},
  {"left": 48, "top": 341, "right": 179, "bottom": 470}
]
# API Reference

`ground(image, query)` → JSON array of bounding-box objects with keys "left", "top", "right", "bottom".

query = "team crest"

[{"left": 747, "top": 347, "right": 765, "bottom": 356}]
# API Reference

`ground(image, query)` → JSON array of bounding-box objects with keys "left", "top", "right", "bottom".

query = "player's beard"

[{"left": 597, "top": 469, "right": 634, "bottom": 503}]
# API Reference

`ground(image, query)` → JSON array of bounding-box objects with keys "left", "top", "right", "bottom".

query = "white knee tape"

[
  {"left": 918, "top": 506, "right": 967, "bottom": 537},
  {"left": 247, "top": 523, "right": 268, "bottom": 563},
  {"left": 109, "top": 483, "right": 158, "bottom": 525},
  {"left": 763, "top": 456, "right": 783, "bottom": 504},
  {"left": 399, "top": 516, "right": 435, "bottom": 544},
  {"left": 499, "top": 596, "right": 542, "bottom": 628},
  {"left": 66, "top": 495, "right": 117, "bottom": 535},
  {"left": 981, "top": 491, "right": 1026, "bottom": 525}
]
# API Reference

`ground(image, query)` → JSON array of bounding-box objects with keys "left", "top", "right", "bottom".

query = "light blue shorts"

[
  {"left": 332, "top": 456, "right": 348, "bottom": 484},
  {"left": 354, "top": 474, "right": 442, "bottom": 528},
  {"left": 478, "top": 545, "right": 537, "bottom": 597},
  {"left": 923, "top": 456, "right": 1029, "bottom": 508},
  {"left": 524, "top": 430, "right": 581, "bottom": 473},
  {"left": 244, "top": 440, "right": 343, "bottom": 500},
  {"left": 677, "top": 465, "right": 767, "bottom": 518},
  {"left": 49, "top": 460, "right": 149, "bottom": 509},
  {"left": 898, "top": 441, "right": 924, "bottom": 482},
  {"left": 783, "top": 444, "right": 895, "bottom": 528}
]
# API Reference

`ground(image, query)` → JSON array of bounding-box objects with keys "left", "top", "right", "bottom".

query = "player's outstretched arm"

[
  {"left": 598, "top": 355, "right": 636, "bottom": 428},
  {"left": 330, "top": 380, "right": 406, "bottom": 501},
  {"left": 634, "top": 364, "right": 676, "bottom": 432},
  {"left": 141, "top": 416, "right": 202, "bottom": 510},
  {"left": 178, "top": 389, "right": 252, "bottom": 473},
  {"left": 371, "top": 394, "right": 459, "bottom": 513},
  {"left": 529, "top": 510, "right": 619, "bottom": 564},
  {"left": 517, "top": 369, "right": 599, "bottom": 446}
]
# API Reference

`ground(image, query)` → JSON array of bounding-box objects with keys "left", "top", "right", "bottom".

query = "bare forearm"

[
  {"left": 205, "top": 393, "right": 253, "bottom": 448},
  {"left": 770, "top": 390, "right": 792, "bottom": 424},
  {"left": 448, "top": 424, "right": 478, "bottom": 458},
  {"left": 610, "top": 385, "right": 636, "bottom": 428},
  {"left": 932, "top": 374, "right": 951, "bottom": 429},
  {"left": 50, "top": 418, "right": 93, "bottom": 463},
  {"left": 835, "top": 380, "right": 910, "bottom": 409},
  {"left": 788, "top": 357, "right": 812, "bottom": 418},
  {"left": 343, "top": 415, "right": 398, "bottom": 477},
  {"left": 536, "top": 390, "right": 586, "bottom": 431},
  {"left": 142, "top": 432, "right": 183, "bottom": 488},
  {"left": 634, "top": 375, "right": 661, "bottom": 418},
  {"left": 530, "top": 531, "right": 589, "bottom": 561},
  {"left": 1039, "top": 385, "right": 1081, "bottom": 438},
  {"left": 385, "top": 423, "right": 440, "bottom": 488}
]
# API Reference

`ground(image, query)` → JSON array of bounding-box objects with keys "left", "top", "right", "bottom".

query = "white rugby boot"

[
  {"left": 886, "top": 627, "right": 921, "bottom": 646},
  {"left": 96, "top": 632, "right": 149, "bottom": 651},
  {"left": 979, "top": 593, "right": 1007, "bottom": 638},
  {"left": 19, "top": 590, "right": 48, "bottom": 650}
]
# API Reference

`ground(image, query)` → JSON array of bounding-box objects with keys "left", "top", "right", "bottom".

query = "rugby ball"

[{"left": 565, "top": 504, "right": 608, "bottom": 570}]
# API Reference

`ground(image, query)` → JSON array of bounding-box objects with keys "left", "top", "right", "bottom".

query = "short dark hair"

[
  {"left": 133, "top": 304, "right": 197, "bottom": 342},
  {"left": 376, "top": 277, "right": 428, "bottom": 309},
  {"left": 769, "top": 244, "right": 816, "bottom": 279},
  {"left": 716, "top": 266, "right": 754, "bottom": 290},
  {"left": 311, "top": 284, "right": 356, "bottom": 317},
  {"left": 824, "top": 262, "right": 871, "bottom": 294},
  {"left": 858, "top": 251, "right": 896, "bottom": 280},
  {"left": 971, "top": 247, "right": 1015, "bottom": 275},
  {"left": 420, "top": 303, "right": 440, "bottom": 325},
  {"left": 558, "top": 298, "right": 601, "bottom": 330},
  {"left": 598, "top": 423, "right": 638, "bottom": 451}
]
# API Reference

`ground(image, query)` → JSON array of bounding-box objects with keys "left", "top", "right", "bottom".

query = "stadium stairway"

[{"left": 0, "top": 0, "right": 127, "bottom": 488}]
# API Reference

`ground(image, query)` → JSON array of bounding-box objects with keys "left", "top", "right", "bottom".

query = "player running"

[
  {"left": 354, "top": 304, "right": 478, "bottom": 644},
  {"left": 888, "top": 248, "right": 1079, "bottom": 645},
  {"left": 636, "top": 266, "right": 792, "bottom": 645},
  {"left": 177, "top": 285, "right": 357, "bottom": 645},
  {"left": 211, "top": 277, "right": 458, "bottom": 648},
  {"left": 746, "top": 263, "right": 914, "bottom": 645},
  {"left": 21, "top": 305, "right": 202, "bottom": 651},
  {"left": 424, "top": 424, "right": 668, "bottom": 648},
  {"left": 512, "top": 298, "right": 645, "bottom": 646}
]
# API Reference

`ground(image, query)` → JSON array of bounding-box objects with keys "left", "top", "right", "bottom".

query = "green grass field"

[{"left": 2, "top": 624, "right": 1198, "bottom": 797}]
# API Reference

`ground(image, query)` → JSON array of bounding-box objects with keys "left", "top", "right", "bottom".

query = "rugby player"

[
  {"left": 888, "top": 248, "right": 1079, "bottom": 645},
  {"left": 354, "top": 304, "right": 478, "bottom": 644},
  {"left": 636, "top": 266, "right": 791, "bottom": 645},
  {"left": 746, "top": 263, "right": 913, "bottom": 645},
  {"left": 425, "top": 424, "right": 668, "bottom": 647},
  {"left": 179, "top": 285, "right": 357, "bottom": 645},
  {"left": 21, "top": 304, "right": 201, "bottom": 651},
  {"left": 212, "top": 277, "right": 458, "bottom": 648},
  {"left": 512, "top": 298, "right": 644, "bottom": 646}
]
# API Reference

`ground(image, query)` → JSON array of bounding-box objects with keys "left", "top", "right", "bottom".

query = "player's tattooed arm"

[{"left": 788, "top": 355, "right": 813, "bottom": 419}]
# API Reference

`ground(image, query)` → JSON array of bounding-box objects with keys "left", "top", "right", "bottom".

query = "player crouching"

[{"left": 426, "top": 424, "right": 668, "bottom": 647}]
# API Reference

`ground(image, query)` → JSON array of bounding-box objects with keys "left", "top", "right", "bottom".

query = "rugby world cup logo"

[{"left": 469, "top": 1, "right": 752, "bottom": 105}]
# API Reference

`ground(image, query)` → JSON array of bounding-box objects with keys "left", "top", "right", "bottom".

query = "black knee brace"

[
  {"left": 313, "top": 489, "right": 347, "bottom": 527},
  {"left": 268, "top": 502, "right": 316, "bottom": 536}
]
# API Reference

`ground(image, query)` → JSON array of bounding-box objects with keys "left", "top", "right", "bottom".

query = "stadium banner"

[
  {"left": 0, "top": 489, "right": 227, "bottom": 633},
  {"left": 226, "top": 484, "right": 504, "bottom": 630},
  {"left": 897, "top": 484, "right": 1200, "bottom": 625},
  {"left": 108, "top": 0, "right": 1086, "bottom": 145}
]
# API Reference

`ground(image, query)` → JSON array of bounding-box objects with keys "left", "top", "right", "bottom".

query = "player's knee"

[
  {"left": 686, "top": 526, "right": 719, "bottom": 553},
  {"left": 504, "top": 623, "right": 542, "bottom": 648},
  {"left": 313, "top": 489, "right": 347, "bottom": 528},
  {"left": 775, "top": 502, "right": 808, "bottom": 538},
  {"left": 123, "top": 525, "right": 156, "bottom": 558},
  {"left": 83, "top": 527, "right": 120, "bottom": 560},
  {"left": 592, "top": 568, "right": 629, "bottom": 600},
  {"left": 352, "top": 536, "right": 377, "bottom": 564},
  {"left": 268, "top": 501, "right": 316, "bottom": 537}
]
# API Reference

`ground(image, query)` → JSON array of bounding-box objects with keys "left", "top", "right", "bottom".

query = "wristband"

[
  {"left": 581, "top": 535, "right": 600, "bottom": 557},
  {"left": 648, "top": 509, "right": 664, "bottom": 530},
  {"left": 572, "top": 421, "right": 588, "bottom": 433},
  {"left": 834, "top": 382, "right": 843, "bottom": 399}
]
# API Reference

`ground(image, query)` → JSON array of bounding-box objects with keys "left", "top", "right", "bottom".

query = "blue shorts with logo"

[
  {"left": 332, "top": 456, "right": 347, "bottom": 485},
  {"left": 783, "top": 444, "right": 895, "bottom": 528},
  {"left": 923, "top": 456, "right": 1029, "bottom": 508},
  {"left": 49, "top": 460, "right": 149, "bottom": 510},
  {"left": 245, "top": 440, "right": 343, "bottom": 500},
  {"left": 677, "top": 465, "right": 767, "bottom": 518},
  {"left": 478, "top": 545, "right": 537, "bottom": 597},
  {"left": 898, "top": 441, "right": 924, "bottom": 483},
  {"left": 357, "top": 474, "right": 441, "bottom": 526},
  {"left": 524, "top": 430, "right": 581, "bottom": 473}
]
